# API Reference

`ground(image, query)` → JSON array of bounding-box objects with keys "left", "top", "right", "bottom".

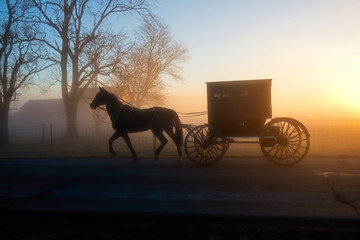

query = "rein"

[
  {"left": 177, "top": 111, "right": 207, "bottom": 117},
  {"left": 99, "top": 107, "right": 207, "bottom": 118},
  {"left": 98, "top": 106, "right": 107, "bottom": 111},
  {"left": 95, "top": 99, "right": 207, "bottom": 118},
  {"left": 90, "top": 95, "right": 207, "bottom": 119}
]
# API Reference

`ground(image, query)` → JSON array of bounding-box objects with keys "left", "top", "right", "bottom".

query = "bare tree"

[
  {"left": 31, "top": 0, "right": 152, "bottom": 137},
  {"left": 0, "top": 0, "right": 51, "bottom": 145},
  {"left": 110, "top": 18, "right": 188, "bottom": 107}
]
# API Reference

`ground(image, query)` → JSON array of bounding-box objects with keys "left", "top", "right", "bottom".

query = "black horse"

[{"left": 90, "top": 87, "right": 183, "bottom": 162}]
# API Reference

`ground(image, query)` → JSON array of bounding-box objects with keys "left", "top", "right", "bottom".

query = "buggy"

[{"left": 184, "top": 79, "right": 310, "bottom": 165}]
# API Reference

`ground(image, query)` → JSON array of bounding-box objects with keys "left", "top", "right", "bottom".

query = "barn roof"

[{"left": 9, "top": 98, "right": 96, "bottom": 128}]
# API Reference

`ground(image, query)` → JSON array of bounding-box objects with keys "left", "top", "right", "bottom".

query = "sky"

[
  {"left": 150, "top": 0, "right": 360, "bottom": 119},
  {"left": 22, "top": 0, "right": 360, "bottom": 119}
]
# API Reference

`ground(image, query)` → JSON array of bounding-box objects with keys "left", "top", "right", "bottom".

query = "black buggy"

[{"left": 184, "top": 79, "right": 310, "bottom": 166}]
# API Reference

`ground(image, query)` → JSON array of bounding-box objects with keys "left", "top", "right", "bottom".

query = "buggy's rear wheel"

[
  {"left": 184, "top": 125, "right": 229, "bottom": 165},
  {"left": 260, "top": 118, "right": 310, "bottom": 165}
]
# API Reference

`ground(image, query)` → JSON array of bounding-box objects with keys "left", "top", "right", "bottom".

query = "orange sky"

[
  {"left": 19, "top": 1, "right": 360, "bottom": 119},
  {"left": 155, "top": 0, "right": 360, "bottom": 119}
]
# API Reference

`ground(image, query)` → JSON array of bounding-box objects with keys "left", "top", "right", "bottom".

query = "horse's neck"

[{"left": 105, "top": 98, "right": 124, "bottom": 116}]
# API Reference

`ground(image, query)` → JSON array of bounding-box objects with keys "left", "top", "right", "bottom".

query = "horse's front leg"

[
  {"left": 121, "top": 132, "right": 138, "bottom": 162},
  {"left": 108, "top": 131, "right": 121, "bottom": 156}
]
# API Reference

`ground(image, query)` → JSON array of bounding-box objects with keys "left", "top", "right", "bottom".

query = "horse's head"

[{"left": 90, "top": 87, "right": 109, "bottom": 109}]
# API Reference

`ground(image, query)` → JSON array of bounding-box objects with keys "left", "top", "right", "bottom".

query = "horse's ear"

[{"left": 99, "top": 87, "right": 104, "bottom": 92}]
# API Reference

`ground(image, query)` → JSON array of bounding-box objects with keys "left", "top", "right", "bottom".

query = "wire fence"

[
  {"left": 5, "top": 124, "right": 159, "bottom": 158},
  {"left": 2, "top": 119, "right": 360, "bottom": 158}
]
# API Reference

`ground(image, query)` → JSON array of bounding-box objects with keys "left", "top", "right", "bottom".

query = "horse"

[{"left": 90, "top": 87, "right": 183, "bottom": 162}]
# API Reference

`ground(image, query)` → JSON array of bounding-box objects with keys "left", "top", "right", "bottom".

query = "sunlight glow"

[
  {"left": 325, "top": 56, "right": 360, "bottom": 117},
  {"left": 329, "top": 80, "right": 360, "bottom": 116}
]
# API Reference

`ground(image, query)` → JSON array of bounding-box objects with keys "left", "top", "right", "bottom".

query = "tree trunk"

[
  {"left": 0, "top": 104, "right": 10, "bottom": 146},
  {"left": 64, "top": 99, "right": 79, "bottom": 138}
]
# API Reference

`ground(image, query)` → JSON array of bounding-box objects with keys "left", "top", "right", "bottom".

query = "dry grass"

[{"left": 2, "top": 119, "right": 360, "bottom": 158}]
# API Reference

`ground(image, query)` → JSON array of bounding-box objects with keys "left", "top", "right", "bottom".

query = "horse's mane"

[
  {"left": 104, "top": 90, "right": 139, "bottom": 109},
  {"left": 102, "top": 90, "right": 122, "bottom": 106}
]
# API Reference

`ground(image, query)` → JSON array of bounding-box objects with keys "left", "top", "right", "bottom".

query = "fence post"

[
  {"left": 50, "top": 123, "right": 53, "bottom": 152},
  {"left": 153, "top": 134, "right": 157, "bottom": 153},
  {"left": 42, "top": 123, "right": 46, "bottom": 143}
]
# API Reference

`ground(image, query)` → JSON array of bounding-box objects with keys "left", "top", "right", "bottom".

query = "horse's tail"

[{"left": 172, "top": 110, "right": 183, "bottom": 147}]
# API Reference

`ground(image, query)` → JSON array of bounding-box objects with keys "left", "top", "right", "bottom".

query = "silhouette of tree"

[
  {"left": 30, "top": 0, "right": 152, "bottom": 137},
  {"left": 0, "top": 0, "right": 51, "bottom": 145},
  {"left": 110, "top": 18, "right": 188, "bottom": 107}
]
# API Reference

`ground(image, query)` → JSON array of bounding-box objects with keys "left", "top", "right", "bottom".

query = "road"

[{"left": 0, "top": 157, "right": 359, "bottom": 219}]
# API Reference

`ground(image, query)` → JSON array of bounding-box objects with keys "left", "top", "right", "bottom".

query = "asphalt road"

[{"left": 0, "top": 156, "right": 359, "bottom": 220}]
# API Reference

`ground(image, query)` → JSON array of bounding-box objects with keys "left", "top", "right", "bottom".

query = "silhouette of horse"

[{"left": 90, "top": 87, "right": 183, "bottom": 162}]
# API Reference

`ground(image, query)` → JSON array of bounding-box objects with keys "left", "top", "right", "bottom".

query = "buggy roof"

[{"left": 206, "top": 79, "right": 272, "bottom": 86}]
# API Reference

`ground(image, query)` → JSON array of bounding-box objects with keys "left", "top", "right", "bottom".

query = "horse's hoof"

[
  {"left": 177, "top": 156, "right": 182, "bottom": 163},
  {"left": 154, "top": 155, "right": 159, "bottom": 161}
]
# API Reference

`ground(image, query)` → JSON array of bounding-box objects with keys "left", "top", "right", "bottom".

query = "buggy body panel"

[{"left": 207, "top": 79, "right": 272, "bottom": 137}]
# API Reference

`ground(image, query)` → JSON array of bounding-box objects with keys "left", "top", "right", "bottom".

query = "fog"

[{"left": 4, "top": 94, "right": 360, "bottom": 159}]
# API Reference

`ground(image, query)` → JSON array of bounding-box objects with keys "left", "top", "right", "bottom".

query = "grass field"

[{"left": 2, "top": 119, "right": 360, "bottom": 158}]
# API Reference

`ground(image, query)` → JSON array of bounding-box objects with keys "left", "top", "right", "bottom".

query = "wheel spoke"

[
  {"left": 209, "top": 144, "right": 223, "bottom": 156},
  {"left": 188, "top": 148, "right": 200, "bottom": 156},
  {"left": 287, "top": 144, "right": 302, "bottom": 156},
  {"left": 285, "top": 146, "right": 297, "bottom": 162},
  {"left": 287, "top": 129, "right": 299, "bottom": 140},
  {"left": 269, "top": 145, "right": 281, "bottom": 156},
  {"left": 284, "top": 122, "right": 291, "bottom": 136}
]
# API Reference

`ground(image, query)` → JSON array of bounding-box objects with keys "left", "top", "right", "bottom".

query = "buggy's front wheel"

[
  {"left": 184, "top": 125, "right": 228, "bottom": 165},
  {"left": 260, "top": 118, "right": 310, "bottom": 165}
]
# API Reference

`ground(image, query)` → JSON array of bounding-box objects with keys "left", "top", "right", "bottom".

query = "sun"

[
  {"left": 329, "top": 80, "right": 360, "bottom": 118},
  {"left": 344, "top": 81, "right": 360, "bottom": 109}
]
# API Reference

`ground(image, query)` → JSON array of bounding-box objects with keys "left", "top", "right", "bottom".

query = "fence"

[
  {"left": 5, "top": 124, "right": 159, "bottom": 158},
  {"left": 2, "top": 119, "right": 360, "bottom": 158}
]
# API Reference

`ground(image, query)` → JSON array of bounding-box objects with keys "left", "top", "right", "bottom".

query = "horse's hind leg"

[
  {"left": 165, "top": 128, "right": 183, "bottom": 163},
  {"left": 152, "top": 129, "right": 168, "bottom": 161},
  {"left": 121, "top": 133, "right": 138, "bottom": 162},
  {"left": 109, "top": 131, "right": 121, "bottom": 156}
]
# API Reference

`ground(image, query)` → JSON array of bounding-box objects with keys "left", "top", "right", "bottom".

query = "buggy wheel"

[
  {"left": 260, "top": 118, "right": 310, "bottom": 166},
  {"left": 184, "top": 125, "right": 229, "bottom": 165}
]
